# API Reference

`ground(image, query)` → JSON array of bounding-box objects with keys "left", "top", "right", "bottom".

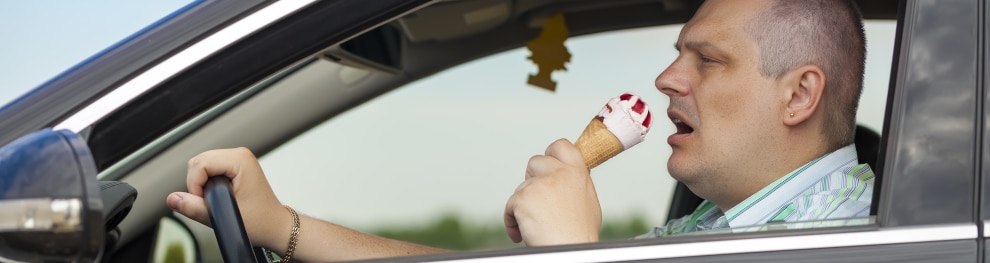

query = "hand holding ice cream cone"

[{"left": 503, "top": 93, "right": 652, "bottom": 246}]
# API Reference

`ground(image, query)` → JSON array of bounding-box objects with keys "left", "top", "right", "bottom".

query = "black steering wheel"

[{"left": 204, "top": 176, "right": 267, "bottom": 263}]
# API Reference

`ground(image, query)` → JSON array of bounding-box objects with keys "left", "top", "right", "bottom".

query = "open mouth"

[{"left": 672, "top": 118, "right": 694, "bottom": 134}]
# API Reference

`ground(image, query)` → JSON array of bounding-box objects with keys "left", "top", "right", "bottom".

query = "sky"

[
  {"left": 0, "top": 1, "right": 192, "bottom": 105},
  {"left": 0, "top": 2, "right": 895, "bottom": 231}
]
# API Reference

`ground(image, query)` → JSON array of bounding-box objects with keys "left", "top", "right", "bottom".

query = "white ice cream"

[{"left": 596, "top": 92, "right": 652, "bottom": 149}]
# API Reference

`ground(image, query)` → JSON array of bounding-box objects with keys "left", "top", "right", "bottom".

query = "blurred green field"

[{"left": 369, "top": 213, "right": 651, "bottom": 251}]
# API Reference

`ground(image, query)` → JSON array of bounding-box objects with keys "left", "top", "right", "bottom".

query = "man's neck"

[{"left": 710, "top": 136, "right": 831, "bottom": 212}]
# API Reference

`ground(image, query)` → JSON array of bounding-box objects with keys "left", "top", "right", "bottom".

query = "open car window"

[
  {"left": 257, "top": 20, "right": 895, "bottom": 252},
  {"left": 259, "top": 25, "right": 685, "bottom": 249}
]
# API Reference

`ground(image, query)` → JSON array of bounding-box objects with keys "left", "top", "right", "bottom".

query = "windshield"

[{"left": 0, "top": 0, "right": 196, "bottom": 107}]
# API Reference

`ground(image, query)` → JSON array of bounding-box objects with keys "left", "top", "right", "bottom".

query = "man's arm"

[
  {"left": 166, "top": 147, "right": 448, "bottom": 262},
  {"left": 276, "top": 213, "right": 448, "bottom": 261}
]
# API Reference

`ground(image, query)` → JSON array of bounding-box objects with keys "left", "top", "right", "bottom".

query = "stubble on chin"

[
  {"left": 667, "top": 153, "right": 700, "bottom": 184},
  {"left": 668, "top": 152, "right": 722, "bottom": 198}
]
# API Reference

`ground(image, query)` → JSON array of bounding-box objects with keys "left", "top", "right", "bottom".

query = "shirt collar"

[{"left": 722, "top": 144, "right": 859, "bottom": 228}]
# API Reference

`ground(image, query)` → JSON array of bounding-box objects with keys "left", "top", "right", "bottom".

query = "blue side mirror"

[{"left": 0, "top": 129, "right": 105, "bottom": 262}]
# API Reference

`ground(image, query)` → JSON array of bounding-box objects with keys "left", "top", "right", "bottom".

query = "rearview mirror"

[{"left": 322, "top": 25, "right": 403, "bottom": 74}]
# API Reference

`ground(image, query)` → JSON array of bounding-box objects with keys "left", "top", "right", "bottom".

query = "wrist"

[
  {"left": 254, "top": 205, "right": 301, "bottom": 262},
  {"left": 256, "top": 204, "right": 294, "bottom": 251},
  {"left": 264, "top": 205, "right": 300, "bottom": 263}
]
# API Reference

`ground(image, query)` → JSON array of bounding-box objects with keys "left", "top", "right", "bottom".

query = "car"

[{"left": 0, "top": 0, "right": 982, "bottom": 262}]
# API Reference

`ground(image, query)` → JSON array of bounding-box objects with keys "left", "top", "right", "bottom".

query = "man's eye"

[{"left": 701, "top": 56, "right": 717, "bottom": 63}]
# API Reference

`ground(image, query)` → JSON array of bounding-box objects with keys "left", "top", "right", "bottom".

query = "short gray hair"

[{"left": 746, "top": 0, "right": 866, "bottom": 151}]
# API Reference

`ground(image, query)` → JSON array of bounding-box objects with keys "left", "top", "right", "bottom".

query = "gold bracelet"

[{"left": 267, "top": 205, "right": 299, "bottom": 263}]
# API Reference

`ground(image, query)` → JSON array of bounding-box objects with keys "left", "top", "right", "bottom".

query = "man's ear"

[{"left": 782, "top": 65, "right": 825, "bottom": 126}]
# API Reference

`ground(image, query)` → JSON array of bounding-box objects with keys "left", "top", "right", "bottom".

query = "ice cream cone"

[
  {"left": 575, "top": 117, "right": 625, "bottom": 169},
  {"left": 574, "top": 92, "right": 652, "bottom": 169}
]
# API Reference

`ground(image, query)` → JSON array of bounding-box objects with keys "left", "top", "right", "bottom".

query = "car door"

[
  {"left": 4, "top": 0, "right": 979, "bottom": 262},
  {"left": 981, "top": 0, "right": 990, "bottom": 261}
]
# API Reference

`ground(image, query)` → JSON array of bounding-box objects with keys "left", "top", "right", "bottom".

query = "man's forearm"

[{"left": 266, "top": 214, "right": 450, "bottom": 262}]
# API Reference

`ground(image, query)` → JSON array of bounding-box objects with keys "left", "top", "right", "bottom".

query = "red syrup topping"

[
  {"left": 632, "top": 99, "right": 646, "bottom": 114},
  {"left": 643, "top": 112, "right": 652, "bottom": 128}
]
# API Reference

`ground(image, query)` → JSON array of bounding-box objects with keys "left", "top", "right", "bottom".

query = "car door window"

[
  {"left": 258, "top": 19, "right": 894, "bottom": 251},
  {"left": 260, "top": 25, "right": 684, "bottom": 250}
]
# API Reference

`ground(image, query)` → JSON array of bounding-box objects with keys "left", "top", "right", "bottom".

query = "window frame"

[{"left": 357, "top": 0, "right": 987, "bottom": 261}]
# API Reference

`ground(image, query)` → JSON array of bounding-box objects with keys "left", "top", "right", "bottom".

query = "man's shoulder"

[
  {"left": 725, "top": 145, "right": 872, "bottom": 227},
  {"left": 785, "top": 163, "right": 875, "bottom": 220},
  {"left": 641, "top": 149, "right": 876, "bottom": 238}
]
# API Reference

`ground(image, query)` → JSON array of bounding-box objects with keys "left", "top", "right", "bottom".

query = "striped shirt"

[{"left": 638, "top": 144, "right": 874, "bottom": 238}]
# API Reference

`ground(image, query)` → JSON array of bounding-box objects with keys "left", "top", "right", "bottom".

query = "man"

[{"left": 167, "top": 0, "right": 873, "bottom": 261}]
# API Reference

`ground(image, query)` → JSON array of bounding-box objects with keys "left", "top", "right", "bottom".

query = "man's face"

[{"left": 656, "top": 0, "right": 782, "bottom": 189}]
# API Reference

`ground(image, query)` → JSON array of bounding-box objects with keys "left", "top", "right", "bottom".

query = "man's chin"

[
  {"left": 670, "top": 151, "right": 712, "bottom": 179},
  {"left": 667, "top": 155, "right": 695, "bottom": 182}
]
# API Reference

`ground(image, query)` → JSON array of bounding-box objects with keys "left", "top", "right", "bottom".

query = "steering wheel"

[{"left": 204, "top": 176, "right": 267, "bottom": 263}]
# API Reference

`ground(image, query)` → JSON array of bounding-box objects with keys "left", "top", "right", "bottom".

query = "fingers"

[
  {"left": 545, "top": 139, "right": 586, "bottom": 169},
  {"left": 526, "top": 139, "right": 587, "bottom": 179},
  {"left": 508, "top": 139, "right": 601, "bottom": 246},
  {"left": 167, "top": 192, "right": 212, "bottom": 227},
  {"left": 174, "top": 147, "right": 284, "bottom": 247},
  {"left": 503, "top": 197, "right": 523, "bottom": 243},
  {"left": 186, "top": 147, "right": 257, "bottom": 196},
  {"left": 525, "top": 155, "right": 556, "bottom": 179}
]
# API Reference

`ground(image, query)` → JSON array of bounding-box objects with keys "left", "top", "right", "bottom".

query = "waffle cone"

[{"left": 575, "top": 118, "right": 624, "bottom": 169}]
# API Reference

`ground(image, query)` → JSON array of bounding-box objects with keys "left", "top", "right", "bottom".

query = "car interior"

[{"left": 63, "top": 0, "right": 900, "bottom": 261}]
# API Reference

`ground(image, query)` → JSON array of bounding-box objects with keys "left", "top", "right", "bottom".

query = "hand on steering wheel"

[{"left": 204, "top": 176, "right": 267, "bottom": 263}]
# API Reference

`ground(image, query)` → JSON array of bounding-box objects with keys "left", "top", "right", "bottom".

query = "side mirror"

[
  {"left": 0, "top": 129, "right": 136, "bottom": 262},
  {"left": 321, "top": 24, "right": 403, "bottom": 74}
]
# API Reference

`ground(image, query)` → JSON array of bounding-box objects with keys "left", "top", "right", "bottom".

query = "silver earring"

[{"left": 789, "top": 112, "right": 795, "bottom": 117}]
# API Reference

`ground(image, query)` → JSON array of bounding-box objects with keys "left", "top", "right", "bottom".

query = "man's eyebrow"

[{"left": 682, "top": 41, "right": 714, "bottom": 52}]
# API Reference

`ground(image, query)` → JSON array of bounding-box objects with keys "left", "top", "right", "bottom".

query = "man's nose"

[{"left": 655, "top": 62, "right": 691, "bottom": 97}]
